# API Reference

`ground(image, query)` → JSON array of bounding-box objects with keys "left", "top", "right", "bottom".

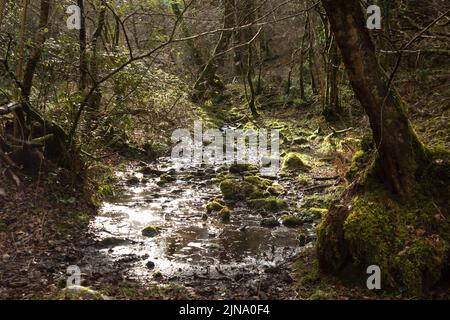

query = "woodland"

[{"left": 0, "top": 0, "right": 449, "bottom": 300}]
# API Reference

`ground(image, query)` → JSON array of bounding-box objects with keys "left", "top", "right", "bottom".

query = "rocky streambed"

[{"left": 78, "top": 153, "right": 327, "bottom": 299}]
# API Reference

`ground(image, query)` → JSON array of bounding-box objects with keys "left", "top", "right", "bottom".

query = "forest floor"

[{"left": 0, "top": 68, "right": 448, "bottom": 300}]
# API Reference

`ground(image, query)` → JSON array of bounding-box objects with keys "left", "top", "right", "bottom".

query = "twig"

[{"left": 302, "top": 183, "right": 335, "bottom": 191}]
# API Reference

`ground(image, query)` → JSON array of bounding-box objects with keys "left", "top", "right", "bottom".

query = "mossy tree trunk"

[{"left": 321, "top": 0, "right": 427, "bottom": 200}]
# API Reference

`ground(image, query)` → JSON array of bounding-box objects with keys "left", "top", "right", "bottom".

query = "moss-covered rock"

[
  {"left": 267, "top": 183, "right": 286, "bottom": 196},
  {"left": 126, "top": 175, "right": 140, "bottom": 185},
  {"left": 142, "top": 226, "right": 161, "bottom": 237},
  {"left": 157, "top": 173, "right": 176, "bottom": 186},
  {"left": 229, "top": 163, "right": 258, "bottom": 174},
  {"left": 281, "top": 214, "right": 304, "bottom": 227},
  {"left": 282, "top": 153, "right": 310, "bottom": 172},
  {"left": 219, "top": 179, "right": 257, "bottom": 200},
  {"left": 244, "top": 175, "right": 273, "bottom": 189},
  {"left": 219, "top": 206, "right": 231, "bottom": 222},
  {"left": 206, "top": 200, "right": 225, "bottom": 213},
  {"left": 138, "top": 166, "right": 165, "bottom": 176},
  {"left": 247, "top": 197, "right": 287, "bottom": 212}
]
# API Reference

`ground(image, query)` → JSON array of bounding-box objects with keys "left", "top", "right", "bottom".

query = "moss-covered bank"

[{"left": 317, "top": 162, "right": 450, "bottom": 296}]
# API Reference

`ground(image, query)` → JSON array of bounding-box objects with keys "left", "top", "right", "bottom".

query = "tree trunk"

[
  {"left": 192, "top": 0, "right": 233, "bottom": 101},
  {"left": 85, "top": 3, "right": 106, "bottom": 122},
  {"left": 329, "top": 38, "right": 340, "bottom": 109},
  {"left": 246, "top": 44, "right": 258, "bottom": 117},
  {"left": 298, "top": 18, "right": 309, "bottom": 101},
  {"left": 22, "top": 0, "right": 51, "bottom": 100},
  {"left": 321, "top": 0, "right": 426, "bottom": 199},
  {"left": 308, "top": 11, "right": 325, "bottom": 103},
  {"left": 16, "top": 0, "right": 29, "bottom": 82},
  {"left": 0, "top": 0, "right": 7, "bottom": 27},
  {"left": 233, "top": 0, "right": 255, "bottom": 75},
  {"left": 171, "top": 1, "right": 204, "bottom": 70},
  {"left": 129, "top": 0, "right": 140, "bottom": 50},
  {"left": 77, "top": 0, "right": 88, "bottom": 91},
  {"left": 19, "top": 0, "right": 51, "bottom": 140}
]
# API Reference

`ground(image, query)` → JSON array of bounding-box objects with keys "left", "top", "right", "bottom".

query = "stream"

[{"left": 80, "top": 147, "right": 317, "bottom": 299}]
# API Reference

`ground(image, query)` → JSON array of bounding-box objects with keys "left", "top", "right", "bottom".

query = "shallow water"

[{"left": 83, "top": 157, "right": 315, "bottom": 297}]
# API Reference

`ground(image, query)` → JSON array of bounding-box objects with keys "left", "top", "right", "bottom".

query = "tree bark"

[
  {"left": 85, "top": 3, "right": 106, "bottom": 120},
  {"left": 22, "top": 0, "right": 51, "bottom": 100},
  {"left": 77, "top": 0, "right": 88, "bottom": 91},
  {"left": 0, "top": 0, "right": 7, "bottom": 28},
  {"left": 171, "top": 1, "right": 204, "bottom": 70},
  {"left": 16, "top": 0, "right": 29, "bottom": 82},
  {"left": 308, "top": 10, "right": 325, "bottom": 103},
  {"left": 233, "top": 0, "right": 255, "bottom": 75},
  {"left": 192, "top": 0, "right": 233, "bottom": 101},
  {"left": 321, "top": 0, "right": 426, "bottom": 199}
]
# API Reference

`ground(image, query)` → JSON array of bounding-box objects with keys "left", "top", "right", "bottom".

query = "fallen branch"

[
  {"left": 302, "top": 183, "right": 336, "bottom": 192},
  {"left": 329, "top": 126, "right": 354, "bottom": 135},
  {"left": 5, "top": 133, "right": 53, "bottom": 147},
  {"left": 0, "top": 102, "right": 21, "bottom": 116},
  {"left": 312, "top": 175, "right": 339, "bottom": 181}
]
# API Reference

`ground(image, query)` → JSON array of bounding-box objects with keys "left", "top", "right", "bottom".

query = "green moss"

[
  {"left": 394, "top": 237, "right": 449, "bottom": 295},
  {"left": 104, "top": 283, "right": 188, "bottom": 299},
  {"left": 294, "top": 208, "right": 322, "bottom": 223},
  {"left": 247, "top": 197, "right": 287, "bottom": 212},
  {"left": 142, "top": 226, "right": 161, "bottom": 237},
  {"left": 282, "top": 153, "right": 310, "bottom": 172},
  {"left": 303, "top": 194, "right": 335, "bottom": 209},
  {"left": 308, "top": 289, "right": 337, "bottom": 300},
  {"left": 321, "top": 180, "right": 450, "bottom": 295},
  {"left": 298, "top": 174, "right": 314, "bottom": 186},
  {"left": 219, "top": 179, "right": 257, "bottom": 200},
  {"left": 229, "top": 163, "right": 258, "bottom": 174},
  {"left": 267, "top": 183, "right": 286, "bottom": 196},
  {"left": 61, "top": 286, "right": 107, "bottom": 300},
  {"left": 244, "top": 175, "right": 273, "bottom": 189},
  {"left": 319, "top": 137, "right": 337, "bottom": 154},
  {"left": 281, "top": 215, "right": 304, "bottom": 227},
  {"left": 206, "top": 200, "right": 224, "bottom": 213},
  {"left": 346, "top": 150, "right": 368, "bottom": 180},
  {"left": 219, "top": 206, "right": 231, "bottom": 222},
  {"left": 343, "top": 196, "right": 398, "bottom": 278}
]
